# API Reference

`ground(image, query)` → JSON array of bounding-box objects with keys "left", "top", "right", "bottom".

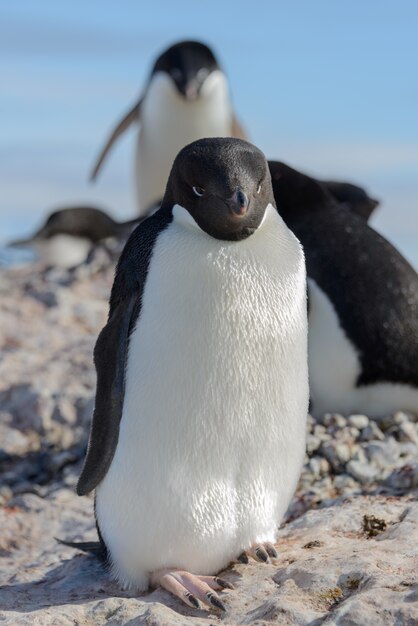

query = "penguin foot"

[
  {"left": 150, "top": 569, "right": 233, "bottom": 611},
  {"left": 238, "top": 542, "right": 278, "bottom": 564}
]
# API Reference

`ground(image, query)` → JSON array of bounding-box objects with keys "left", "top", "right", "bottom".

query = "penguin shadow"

[{"left": 0, "top": 552, "right": 240, "bottom": 618}]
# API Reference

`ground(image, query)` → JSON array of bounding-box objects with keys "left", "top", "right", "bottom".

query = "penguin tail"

[{"left": 56, "top": 537, "right": 104, "bottom": 556}]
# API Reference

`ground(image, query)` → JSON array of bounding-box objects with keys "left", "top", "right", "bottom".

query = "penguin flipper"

[
  {"left": 90, "top": 99, "right": 142, "bottom": 181},
  {"left": 77, "top": 209, "right": 173, "bottom": 496},
  {"left": 77, "top": 295, "right": 138, "bottom": 496}
]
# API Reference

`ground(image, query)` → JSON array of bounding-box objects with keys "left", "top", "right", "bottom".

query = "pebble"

[
  {"left": 347, "top": 414, "right": 369, "bottom": 429},
  {"left": 335, "top": 443, "right": 352, "bottom": 464},
  {"left": 306, "top": 434, "right": 321, "bottom": 454},
  {"left": 397, "top": 421, "right": 418, "bottom": 444},
  {"left": 359, "top": 422, "right": 385, "bottom": 442},
  {"left": 393, "top": 411, "right": 411, "bottom": 424},
  {"left": 333, "top": 474, "right": 358, "bottom": 492},
  {"left": 365, "top": 441, "right": 398, "bottom": 469},
  {"left": 0, "top": 486, "right": 13, "bottom": 505},
  {"left": 350, "top": 446, "right": 368, "bottom": 464},
  {"left": 385, "top": 463, "right": 418, "bottom": 490},
  {"left": 348, "top": 426, "right": 360, "bottom": 439},
  {"left": 346, "top": 460, "right": 379, "bottom": 485},
  {"left": 323, "top": 413, "right": 347, "bottom": 429}
]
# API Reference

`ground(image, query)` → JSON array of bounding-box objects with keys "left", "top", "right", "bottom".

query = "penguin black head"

[
  {"left": 151, "top": 40, "right": 220, "bottom": 100},
  {"left": 323, "top": 181, "right": 380, "bottom": 221},
  {"left": 268, "top": 161, "right": 337, "bottom": 225},
  {"left": 163, "top": 138, "right": 275, "bottom": 241}
]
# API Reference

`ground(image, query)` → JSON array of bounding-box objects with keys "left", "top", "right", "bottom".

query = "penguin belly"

[
  {"left": 34, "top": 235, "right": 92, "bottom": 267},
  {"left": 308, "top": 279, "right": 418, "bottom": 417},
  {"left": 95, "top": 205, "right": 308, "bottom": 590},
  {"left": 135, "top": 71, "right": 233, "bottom": 214}
]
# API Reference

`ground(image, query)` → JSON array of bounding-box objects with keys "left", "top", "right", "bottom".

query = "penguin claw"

[
  {"left": 151, "top": 569, "right": 231, "bottom": 612},
  {"left": 238, "top": 542, "right": 279, "bottom": 565},
  {"left": 264, "top": 542, "right": 278, "bottom": 558}
]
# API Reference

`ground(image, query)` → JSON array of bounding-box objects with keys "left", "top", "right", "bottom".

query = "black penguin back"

[{"left": 269, "top": 161, "right": 418, "bottom": 388}]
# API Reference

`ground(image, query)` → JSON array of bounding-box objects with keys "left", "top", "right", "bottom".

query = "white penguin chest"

[
  {"left": 121, "top": 205, "right": 307, "bottom": 460},
  {"left": 95, "top": 205, "right": 308, "bottom": 581}
]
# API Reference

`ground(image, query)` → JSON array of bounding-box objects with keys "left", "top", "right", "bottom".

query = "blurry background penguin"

[
  {"left": 8, "top": 207, "right": 139, "bottom": 268},
  {"left": 90, "top": 40, "right": 247, "bottom": 215},
  {"left": 269, "top": 161, "right": 418, "bottom": 418}
]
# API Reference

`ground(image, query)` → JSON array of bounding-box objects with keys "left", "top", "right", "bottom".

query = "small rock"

[
  {"left": 306, "top": 434, "right": 321, "bottom": 454},
  {"left": 393, "top": 411, "right": 411, "bottom": 425},
  {"left": 0, "top": 486, "right": 13, "bottom": 505},
  {"left": 385, "top": 463, "right": 418, "bottom": 490},
  {"left": 365, "top": 440, "right": 398, "bottom": 469},
  {"left": 397, "top": 441, "right": 417, "bottom": 459},
  {"left": 318, "top": 458, "right": 330, "bottom": 475},
  {"left": 347, "top": 414, "right": 369, "bottom": 429},
  {"left": 348, "top": 426, "right": 360, "bottom": 439},
  {"left": 313, "top": 424, "right": 331, "bottom": 442},
  {"left": 350, "top": 446, "right": 368, "bottom": 464},
  {"left": 308, "top": 457, "right": 322, "bottom": 478},
  {"left": 323, "top": 413, "right": 347, "bottom": 429},
  {"left": 359, "top": 421, "right": 385, "bottom": 442},
  {"left": 333, "top": 474, "right": 358, "bottom": 493},
  {"left": 346, "top": 460, "right": 379, "bottom": 484},
  {"left": 397, "top": 421, "right": 418, "bottom": 444},
  {"left": 335, "top": 443, "right": 352, "bottom": 464},
  {"left": 26, "top": 287, "right": 59, "bottom": 308},
  {"left": 319, "top": 442, "right": 339, "bottom": 469}
]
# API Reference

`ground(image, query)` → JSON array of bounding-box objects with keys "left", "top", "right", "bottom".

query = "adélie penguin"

[
  {"left": 269, "top": 160, "right": 418, "bottom": 418},
  {"left": 90, "top": 40, "right": 247, "bottom": 215},
  {"left": 72, "top": 139, "right": 309, "bottom": 611},
  {"left": 9, "top": 206, "right": 139, "bottom": 268}
]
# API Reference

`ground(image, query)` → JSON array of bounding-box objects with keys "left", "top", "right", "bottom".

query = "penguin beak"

[
  {"left": 371, "top": 198, "right": 380, "bottom": 209},
  {"left": 8, "top": 237, "right": 33, "bottom": 248},
  {"left": 226, "top": 188, "right": 249, "bottom": 217},
  {"left": 8, "top": 226, "right": 47, "bottom": 248}
]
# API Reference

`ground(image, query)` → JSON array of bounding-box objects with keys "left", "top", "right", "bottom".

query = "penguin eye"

[
  {"left": 192, "top": 186, "right": 205, "bottom": 197},
  {"left": 257, "top": 183, "right": 262, "bottom": 194}
]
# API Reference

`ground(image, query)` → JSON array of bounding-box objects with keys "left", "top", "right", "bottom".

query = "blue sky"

[{"left": 1, "top": 1, "right": 417, "bottom": 265}]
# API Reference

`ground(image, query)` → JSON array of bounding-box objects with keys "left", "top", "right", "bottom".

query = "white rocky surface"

[
  {"left": 0, "top": 254, "right": 417, "bottom": 625},
  {"left": 0, "top": 491, "right": 417, "bottom": 625}
]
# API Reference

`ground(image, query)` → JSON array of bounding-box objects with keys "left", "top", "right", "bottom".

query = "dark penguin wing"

[
  {"left": 90, "top": 99, "right": 142, "bottom": 181},
  {"left": 77, "top": 208, "right": 173, "bottom": 495}
]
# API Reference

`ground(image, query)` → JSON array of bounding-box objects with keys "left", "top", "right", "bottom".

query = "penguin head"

[
  {"left": 268, "top": 161, "right": 337, "bottom": 225},
  {"left": 323, "top": 181, "right": 380, "bottom": 222},
  {"left": 163, "top": 137, "right": 275, "bottom": 241},
  {"left": 151, "top": 40, "right": 221, "bottom": 101}
]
